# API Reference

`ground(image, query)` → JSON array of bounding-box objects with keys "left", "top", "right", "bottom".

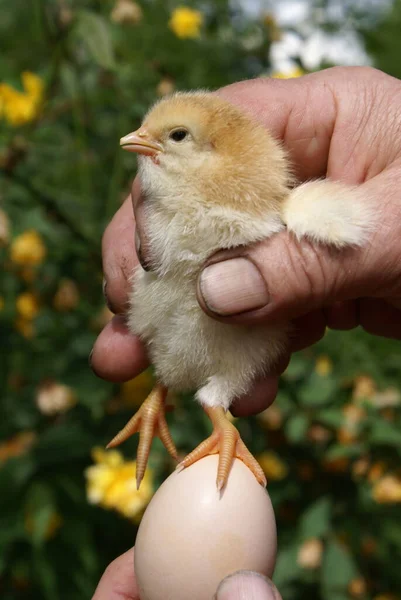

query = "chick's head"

[{"left": 121, "top": 92, "right": 291, "bottom": 215}]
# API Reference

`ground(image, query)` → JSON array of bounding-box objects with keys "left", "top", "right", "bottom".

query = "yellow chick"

[{"left": 109, "top": 92, "right": 374, "bottom": 490}]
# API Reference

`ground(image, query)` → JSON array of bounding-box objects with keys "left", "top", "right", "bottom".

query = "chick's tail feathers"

[{"left": 281, "top": 179, "right": 375, "bottom": 248}]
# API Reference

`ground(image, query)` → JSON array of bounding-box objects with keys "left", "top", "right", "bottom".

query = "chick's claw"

[
  {"left": 177, "top": 406, "right": 267, "bottom": 491},
  {"left": 107, "top": 384, "right": 177, "bottom": 489}
]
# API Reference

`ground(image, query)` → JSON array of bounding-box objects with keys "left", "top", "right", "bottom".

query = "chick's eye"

[{"left": 169, "top": 129, "right": 188, "bottom": 142}]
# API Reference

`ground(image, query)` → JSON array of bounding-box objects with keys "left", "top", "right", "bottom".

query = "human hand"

[
  {"left": 91, "top": 66, "right": 401, "bottom": 415},
  {"left": 92, "top": 549, "right": 281, "bottom": 600}
]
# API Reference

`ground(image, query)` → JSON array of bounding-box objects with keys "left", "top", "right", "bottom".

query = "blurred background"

[{"left": 1, "top": 1, "right": 401, "bottom": 599}]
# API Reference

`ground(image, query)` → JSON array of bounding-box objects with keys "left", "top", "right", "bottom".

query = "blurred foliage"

[{"left": 0, "top": 1, "right": 400, "bottom": 599}]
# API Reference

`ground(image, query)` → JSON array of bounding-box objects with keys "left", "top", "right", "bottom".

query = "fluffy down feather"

[{"left": 127, "top": 92, "right": 374, "bottom": 411}]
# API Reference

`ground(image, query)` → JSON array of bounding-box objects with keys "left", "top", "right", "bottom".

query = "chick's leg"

[
  {"left": 107, "top": 384, "right": 177, "bottom": 489},
  {"left": 178, "top": 407, "right": 266, "bottom": 491}
]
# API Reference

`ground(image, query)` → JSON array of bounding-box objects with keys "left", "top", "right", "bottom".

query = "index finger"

[{"left": 102, "top": 184, "right": 138, "bottom": 314}]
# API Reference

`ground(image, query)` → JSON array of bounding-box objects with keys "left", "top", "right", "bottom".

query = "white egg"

[{"left": 135, "top": 455, "right": 276, "bottom": 600}]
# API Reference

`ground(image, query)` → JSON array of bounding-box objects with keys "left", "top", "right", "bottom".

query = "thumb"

[
  {"left": 215, "top": 571, "right": 281, "bottom": 600},
  {"left": 197, "top": 173, "right": 401, "bottom": 325}
]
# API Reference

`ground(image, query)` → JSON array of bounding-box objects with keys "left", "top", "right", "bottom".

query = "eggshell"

[{"left": 135, "top": 455, "right": 276, "bottom": 600}]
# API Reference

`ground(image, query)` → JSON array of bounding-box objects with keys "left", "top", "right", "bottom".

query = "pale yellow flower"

[
  {"left": 53, "top": 279, "right": 80, "bottom": 311},
  {"left": 0, "top": 72, "right": 44, "bottom": 126},
  {"left": 169, "top": 7, "right": 203, "bottom": 39},
  {"left": 348, "top": 578, "right": 367, "bottom": 598},
  {"left": 372, "top": 475, "right": 401, "bottom": 504},
  {"left": 352, "top": 375, "right": 376, "bottom": 401},
  {"left": 257, "top": 451, "right": 288, "bottom": 480},
  {"left": 85, "top": 448, "right": 154, "bottom": 521},
  {"left": 111, "top": 0, "right": 142, "bottom": 24},
  {"left": 16, "top": 292, "right": 39, "bottom": 320},
  {"left": 10, "top": 230, "right": 46, "bottom": 266},
  {"left": 157, "top": 78, "right": 175, "bottom": 97},
  {"left": 272, "top": 66, "right": 304, "bottom": 79},
  {"left": 314, "top": 355, "right": 333, "bottom": 376},
  {"left": 257, "top": 405, "right": 282, "bottom": 430},
  {"left": 36, "top": 382, "right": 77, "bottom": 416},
  {"left": 297, "top": 538, "right": 323, "bottom": 569}
]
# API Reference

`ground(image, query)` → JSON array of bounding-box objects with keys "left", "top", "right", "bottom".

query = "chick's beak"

[{"left": 120, "top": 128, "right": 163, "bottom": 156}]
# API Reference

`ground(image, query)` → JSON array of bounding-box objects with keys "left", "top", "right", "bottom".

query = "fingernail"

[
  {"left": 199, "top": 258, "right": 269, "bottom": 316},
  {"left": 215, "top": 571, "right": 277, "bottom": 600}
]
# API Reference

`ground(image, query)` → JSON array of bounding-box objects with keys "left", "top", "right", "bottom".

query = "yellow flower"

[
  {"left": 53, "top": 279, "right": 80, "bottom": 311},
  {"left": 0, "top": 296, "right": 4, "bottom": 312},
  {"left": 0, "top": 72, "right": 44, "bottom": 126},
  {"left": 297, "top": 538, "right": 323, "bottom": 569},
  {"left": 348, "top": 578, "right": 367, "bottom": 598},
  {"left": 272, "top": 66, "right": 305, "bottom": 79},
  {"left": 85, "top": 448, "right": 154, "bottom": 521},
  {"left": 257, "top": 451, "right": 288, "bottom": 480},
  {"left": 314, "top": 355, "right": 333, "bottom": 376},
  {"left": 368, "top": 461, "right": 387, "bottom": 483},
  {"left": 169, "top": 7, "right": 203, "bottom": 39},
  {"left": 15, "top": 318, "right": 34, "bottom": 338},
  {"left": 10, "top": 230, "right": 46, "bottom": 266},
  {"left": 16, "top": 292, "right": 39, "bottom": 320},
  {"left": 111, "top": 0, "right": 142, "bottom": 24},
  {"left": 36, "top": 382, "right": 77, "bottom": 416},
  {"left": 372, "top": 475, "right": 401, "bottom": 504}
]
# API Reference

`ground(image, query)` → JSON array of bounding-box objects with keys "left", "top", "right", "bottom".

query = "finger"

[
  {"left": 324, "top": 300, "right": 359, "bottom": 330},
  {"left": 91, "top": 315, "right": 149, "bottom": 382},
  {"left": 359, "top": 298, "right": 401, "bottom": 339},
  {"left": 230, "top": 353, "right": 290, "bottom": 417},
  {"left": 218, "top": 67, "right": 399, "bottom": 184},
  {"left": 92, "top": 548, "right": 139, "bottom": 600},
  {"left": 197, "top": 168, "right": 401, "bottom": 326},
  {"left": 289, "top": 310, "right": 327, "bottom": 352},
  {"left": 215, "top": 570, "right": 281, "bottom": 600},
  {"left": 102, "top": 196, "right": 137, "bottom": 315}
]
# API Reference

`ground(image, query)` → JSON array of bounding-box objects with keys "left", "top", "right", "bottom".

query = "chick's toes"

[
  {"left": 107, "top": 384, "right": 177, "bottom": 489},
  {"left": 177, "top": 406, "right": 266, "bottom": 491}
]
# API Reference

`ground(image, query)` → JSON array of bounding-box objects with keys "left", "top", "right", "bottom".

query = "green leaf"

[
  {"left": 285, "top": 413, "right": 309, "bottom": 443},
  {"left": 370, "top": 421, "right": 401, "bottom": 448},
  {"left": 299, "top": 497, "right": 332, "bottom": 539},
  {"left": 299, "top": 373, "right": 338, "bottom": 407},
  {"left": 321, "top": 539, "right": 358, "bottom": 594},
  {"left": 273, "top": 542, "right": 301, "bottom": 588},
  {"left": 75, "top": 10, "right": 116, "bottom": 70}
]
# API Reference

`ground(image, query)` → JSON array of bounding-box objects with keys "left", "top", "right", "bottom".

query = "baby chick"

[{"left": 108, "top": 92, "right": 374, "bottom": 490}]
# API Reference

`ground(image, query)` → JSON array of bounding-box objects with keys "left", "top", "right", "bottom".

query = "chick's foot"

[
  {"left": 107, "top": 384, "right": 177, "bottom": 489},
  {"left": 177, "top": 406, "right": 266, "bottom": 491}
]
